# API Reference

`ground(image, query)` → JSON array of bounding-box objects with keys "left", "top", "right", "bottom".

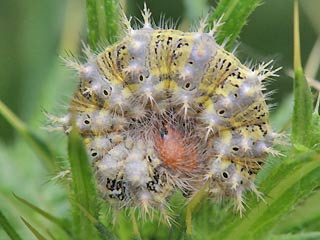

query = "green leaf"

[
  {"left": 86, "top": 0, "right": 119, "bottom": 49},
  {"left": 270, "top": 232, "right": 320, "bottom": 240},
  {"left": 186, "top": 182, "right": 209, "bottom": 235},
  {"left": 0, "top": 209, "right": 22, "bottom": 240},
  {"left": 0, "top": 100, "right": 56, "bottom": 171},
  {"left": 20, "top": 217, "right": 48, "bottom": 240},
  {"left": 13, "top": 193, "right": 71, "bottom": 237},
  {"left": 207, "top": 151, "right": 320, "bottom": 240},
  {"left": 103, "top": 0, "right": 119, "bottom": 44},
  {"left": 274, "top": 191, "right": 320, "bottom": 234},
  {"left": 292, "top": 0, "right": 314, "bottom": 147},
  {"left": 68, "top": 122, "right": 100, "bottom": 239},
  {"left": 310, "top": 113, "right": 320, "bottom": 151},
  {"left": 85, "top": 0, "right": 99, "bottom": 49},
  {"left": 75, "top": 201, "right": 117, "bottom": 240},
  {"left": 208, "top": 0, "right": 262, "bottom": 50}
]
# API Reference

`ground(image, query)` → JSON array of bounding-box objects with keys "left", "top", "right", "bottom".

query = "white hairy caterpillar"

[{"left": 48, "top": 4, "right": 281, "bottom": 223}]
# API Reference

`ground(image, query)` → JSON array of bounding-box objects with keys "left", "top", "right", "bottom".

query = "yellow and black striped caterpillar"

[{"left": 49, "top": 4, "right": 281, "bottom": 223}]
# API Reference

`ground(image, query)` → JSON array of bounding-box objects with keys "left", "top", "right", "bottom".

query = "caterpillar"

[{"left": 48, "top": 4, "right": 281, "bottom": 223}]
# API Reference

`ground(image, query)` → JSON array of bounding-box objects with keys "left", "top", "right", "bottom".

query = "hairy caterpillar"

[{"left": 48, "top": 4, "right": 281, "bottom": 223}]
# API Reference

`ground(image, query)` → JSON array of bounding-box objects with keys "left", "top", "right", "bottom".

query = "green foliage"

[
  {"left": 13, "top": 193, "right": 71, "bottom": 238},
  {"left": 103, "top": 0, "right": 119, "bottom": 44},
  {"left": 0, "top": 210, "right": 22, "bottom": 240},
  {"left": 0, "top": 101, "right": 56, "bottom": 171},
  {"left": 210, "top": 152, "right": 320, "bottom": 239},
  {"left": 292, "top": 0, "right": 314, "bottom": 148},
  {"left": 86, "top": 0, "right": 119, "bottom": 49},
  {"left": 0, "top": 0, "right": 319, "bottom": 239},
  {"left": 20, "top": 217, "right": 48, "bottom": 240},
  {"left": 86, "top": 0, "right": 99, "bottom": 49},
  {"left": 209, "top": 0, "right": 262, "bottom": 50},
  {"left": 67, "top": 122, "right": 101, "bottom": 239}
]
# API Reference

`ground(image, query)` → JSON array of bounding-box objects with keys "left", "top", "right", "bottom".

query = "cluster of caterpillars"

[{"left": 48, "top": 5, "right": 281, "bottom": 223}]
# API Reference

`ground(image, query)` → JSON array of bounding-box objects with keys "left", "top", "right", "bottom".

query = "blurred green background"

[{"left": 0, "top": 0, "right": 319, "bottom": 239}]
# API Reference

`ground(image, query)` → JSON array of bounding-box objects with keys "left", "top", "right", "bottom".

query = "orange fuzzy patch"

[{"left": 154, "top": 125, "right": 198, "bottom": 173}]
